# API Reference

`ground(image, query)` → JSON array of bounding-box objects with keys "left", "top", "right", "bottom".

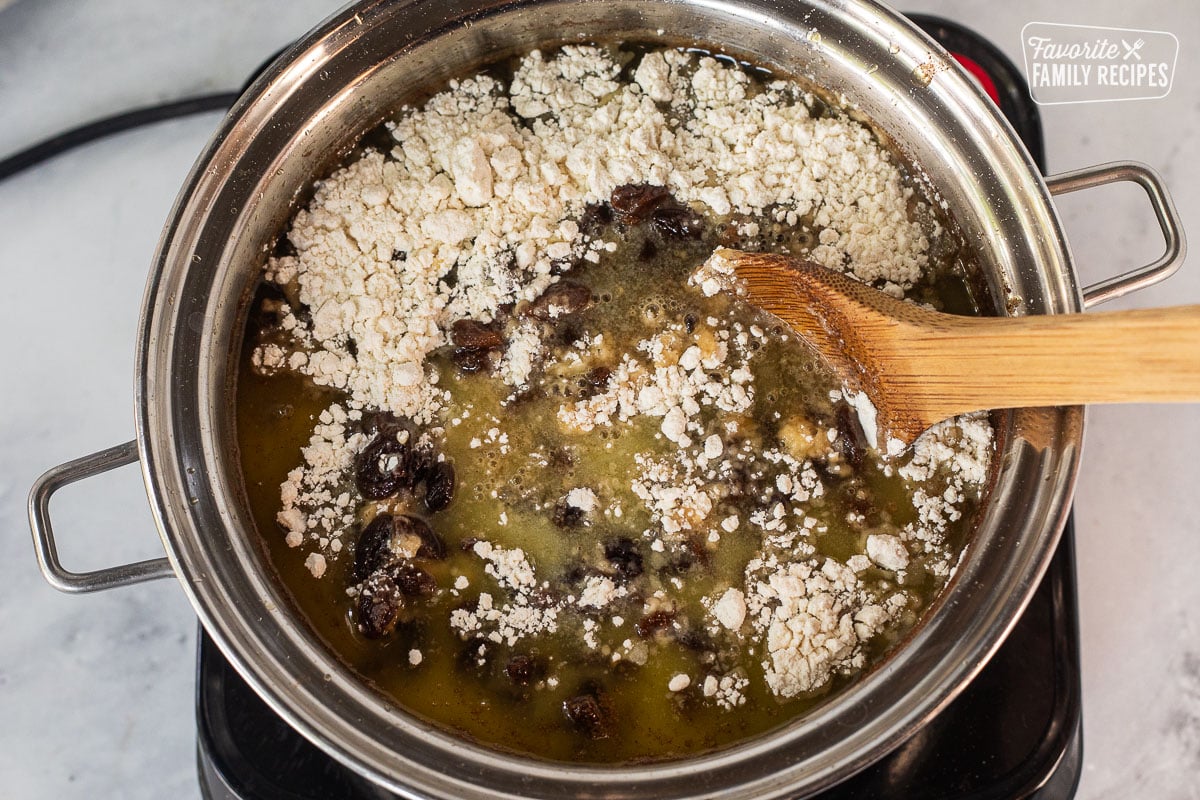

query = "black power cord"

[{"left": 0, "top": 92, "right": 241, "bottom": 182}]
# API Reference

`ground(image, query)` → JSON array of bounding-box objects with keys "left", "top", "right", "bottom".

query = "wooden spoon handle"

[
  {"left": 722, "top": 249, "right": 1199, "bottom": 445},
  {"left": 897, "top": 305, "right": 1200, "bottom": 420}
]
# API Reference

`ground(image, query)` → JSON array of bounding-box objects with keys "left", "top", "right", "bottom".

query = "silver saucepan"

[{"left": 28, "top": 0, "right": 1185, "bottom": 797}]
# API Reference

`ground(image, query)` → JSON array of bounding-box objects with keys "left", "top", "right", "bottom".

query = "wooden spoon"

[{"left": 714, "top": 248, "right": 1200, "bottom": 451}]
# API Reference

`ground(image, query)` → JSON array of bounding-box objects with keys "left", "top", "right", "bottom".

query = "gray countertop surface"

[{"left": 2, "top": 1, "right": 1197, "bottom": 797}]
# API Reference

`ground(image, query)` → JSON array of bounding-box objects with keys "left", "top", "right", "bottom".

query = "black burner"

[{"left": 196, "top": 16, "right": 1082, "bottom": 800}]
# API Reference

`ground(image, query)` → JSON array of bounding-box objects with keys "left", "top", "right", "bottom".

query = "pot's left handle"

[{"left": 29, "top": 440, "right": 174, "bottom": 594}]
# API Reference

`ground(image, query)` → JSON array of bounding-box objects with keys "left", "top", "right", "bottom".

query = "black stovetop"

[{"left": 195, "top": 16, "right": 1082, "bottom": 800}]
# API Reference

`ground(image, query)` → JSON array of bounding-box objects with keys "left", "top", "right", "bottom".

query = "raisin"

[
  {"left": 552, "top": 502, "right": 585, "bottom": 529},
  {"left": 684, "top": 314, "right": 697, "bottom": 334},
  {"left": 638, "top": 238, "right": 658, "bottom": 261},
  {"left": 390, "top": 561, "right": 437, "bottom": 597},
  {"left": 578, "top": 202, "right": 613, "bottom": 235},
  {"left": 578, "top": 366, "right": 612, "bottom": 398},
  {"left": 354, "top": 433, "right": 414, "bottom": 500},
  {"left": 563, "top": 690, "right": 611, "bottom": 739},
  {"left": 353, "top": 514, "right": 397, "bottom": 582},
  {"left": 527, "top": 281, "right": 593, "bottom": 320},
  {"left": 505, "top": 654, "right": 546, "bottom": 686},
  {"left": 651, "top": 205, "right": 705, "bottom": 239},
  {"left": 424, "top": 461, "right": 456, "bottom": 512},
  {"left": 451, "top": 319, "right": 504, "bottom": 350},
  {"left": 549, "top": 257, "right": 575, "bottom": 276},
  {"left": 452, "top": 346, "right": 492, "bottom": 373},
  {"left": 357, "top": 576, "right": 405, "bottom": 639},
  {"left": 835, "top": 404, "right": 866, "bottom": 470},
  {"left": 604, "top": 537, "right": 644, "bottom": 580},
  {"left": 362, "top": 410, "right": 405, "bottom": 437},
  {"left": 394, "top": 515, "right": 446, "bottom": 560},
  {"left": 609, "top": 183, "right": 671, "bottom": 223},
  {"left": 635, "top": 609, "right": 677, "bottom": 638},
  {"left": 408, "top": 444, "right": 437, "bottom": 483}
]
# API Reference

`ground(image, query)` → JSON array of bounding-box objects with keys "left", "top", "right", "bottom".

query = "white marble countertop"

[{"left": 1, "top": 1, "right": 1196, "bottom": 797}]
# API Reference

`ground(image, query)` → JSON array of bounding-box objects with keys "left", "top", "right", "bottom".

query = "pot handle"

[
  {"left": 1045, "top": 161, "right": 1187, "bottom": 309},
  {"left": 28, "top": 440, "right": 174, "bottom": 594}
]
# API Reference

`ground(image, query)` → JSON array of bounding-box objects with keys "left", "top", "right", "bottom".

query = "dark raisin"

[
  {"left": 651, "top": 205, "right": 705, "bottom": 239},
  {"left": 451, "top": 319, "right": 504, "bottom": 350},
  {"left": 610, "top": 183, "right": 671, "bottom": 223},
  {"left": 835, "top": 403, "right": 866, "bottom": 469},
  {"left": 271, "top": 237, "right": 298, "bottom": 260},
  {"left": 563, "top": 690, "right": 611, "bottom": 739},
  {"left": 604, "top": 537, "right": 644, "bottom": 580},
  {"left": 635, "top": 609, "right": 677, "bottom": 638},
  {"left": 357, "top": 576, "right": 405, "bottom": 639},
  {"left": 505, "top": 654, "right": 546, "bottom": 686},
  {"left": 390, "top": 561, "right": 437, "bottom": 597},
  {"left": 394, "top": 515, "right": 446, "bottom": 560},
  {"left": 638, "top": 238, "right": 658, "bottom": 261},
  {"left": 527, "top": 281, "right": 593, "bottom": 320},
  {"left": 452, "top": 346, "right": 492, "bottom": 373},
  {"left": 354, "top": 514, "right": 397, "bottom": 582},
  {"left": 362, "top": 410, "right": 406, "bottom": 437},
  {"left": 549, "top": 257, "right": 575, "bottom": 276},
  {"left": 579, "top": 366, "right": 612, "bottom": 398},
  {"left": 424, "top": 460, "right": 456, "bottom": 512},
  {"left": 355, "top": 515, "right": 446, "bottom": 580},
  {"left": 684, "top": 314, "right": 697, "bottom": 334},
  {"left": 292, "top": 302, "right": 314, "bottom": 327},
  {"left": 552, "top": 502, "right": 585, "bottom": 529},
  {"left": 578, "top": 202, "right": 613, "bottom": 235},
  {"left": 354, "top": 433, "right": 413, "bottom": 500},
  {"left": 408, "top": 444, "right": 437, "bottom": 483}
]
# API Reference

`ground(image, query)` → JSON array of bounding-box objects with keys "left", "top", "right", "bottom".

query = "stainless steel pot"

[{"left": 28, "top": 0, "right": 1185, "bottom": 797}]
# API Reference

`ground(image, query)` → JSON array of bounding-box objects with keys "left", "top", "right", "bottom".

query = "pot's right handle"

[
  {"left": 28, "top": 440, "right": 174, "bottom": 594},
  {"left": 1045, "top": 161, "right": 1187, "bottom": 308}
]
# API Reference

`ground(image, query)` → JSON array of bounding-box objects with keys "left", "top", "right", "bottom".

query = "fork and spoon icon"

[{"left": 1122, "top": 38, "right": 1145, "bottom": 60}]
